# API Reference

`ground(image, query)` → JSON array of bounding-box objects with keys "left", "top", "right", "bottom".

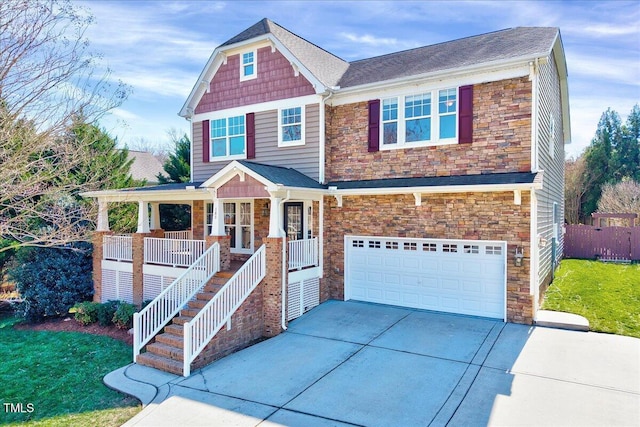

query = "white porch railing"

[
  {"left": 165, "top": 230, "right": 193, "bottom": 240},
  {"left": 288, "top": 237, "right": 318, "bottom": 271},
  {"left": 183, "top": 244, "right": 266, "bottom": 376},
  {"left": 103, "top": 235, "right": 133, "bottom": 262},
  {"left": 144, "top": 238, "right": 205, "bottom": 268},
  {"left": 133, "top": 243, "right": 220, "bottom": 362}
]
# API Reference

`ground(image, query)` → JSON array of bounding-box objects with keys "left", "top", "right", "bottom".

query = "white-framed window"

[
  {"left": 240, "top": 50, "right": 256, "bottom": 81},
  {"left": 278, "top": 106, "right": 305, "bottom": 146},
  {"left": 206, "top": 201, "right": 253, "bottom": 254},
  {"left": 381, "top": 87, "right": 458, "bottom": 149},
  {"left": 211, "top": 115, "right": 245, "bottom": 160},
  {"left": 549, "top": 113, "right": 555, "bottom": 159}
]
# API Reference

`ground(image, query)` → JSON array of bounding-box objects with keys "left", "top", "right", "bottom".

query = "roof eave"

[
  {"left": 329, "top": 180, "right": 543, "bottom": 197},
  {"left": 335, "top": 52, "right": 552, "bottom": 96}
]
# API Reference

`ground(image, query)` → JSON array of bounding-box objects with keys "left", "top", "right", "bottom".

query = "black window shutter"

[
  {"left": 202, "top": 120, "right": 210, "bottom": 162},
  {"left": 368, "top": 99, "right": 380, "bottom": 152},
  {"left": 246, "top": 113, "right": 255, "bottom": 159},
  {"left": 459, "top": 85, "right": 473, "bottom": 144}
]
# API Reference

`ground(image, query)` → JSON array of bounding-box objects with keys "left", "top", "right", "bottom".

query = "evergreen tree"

[
  {"left": 157, "top": 132, "right": 191, "bottom": 231},
  {"left": 613, "top": 104, "right": 640, "bottom": 182},
  {"left": 582, "top": 109, "right": 623, "bottom": 218},
  {"left": 158, "top": 133, "right": 190, "bottom": 184}
]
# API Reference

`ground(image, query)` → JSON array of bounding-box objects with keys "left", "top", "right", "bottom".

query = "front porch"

[{"left": 84, "top": 161, "right": 326, "bottom": 376}]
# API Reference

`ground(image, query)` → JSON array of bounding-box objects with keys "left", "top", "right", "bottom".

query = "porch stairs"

[{"left": 135, "top": 269, "right": 237, "bottom": 375}]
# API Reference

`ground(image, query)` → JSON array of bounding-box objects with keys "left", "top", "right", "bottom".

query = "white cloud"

[{"left": 568, "top": 52, "right": 640, "bottom": 86}]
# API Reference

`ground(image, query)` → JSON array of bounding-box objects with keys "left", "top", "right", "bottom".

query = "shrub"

[
  {"left": 8, "top": 244, "right": 93, "bottom": 322},
  {"left": 112, "top": 303, "right": 136, "bottom": 329},
  {"left": 72, "top": 301, "right": 100, "bottom": 325},
  {"left": 97, "top": 300, "right": 120, "bottom": 327}
]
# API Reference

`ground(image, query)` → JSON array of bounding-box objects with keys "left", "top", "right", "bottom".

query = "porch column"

[
  {"left": 263, "top": 237, "right": 286, "bottom": 337},
  {"left": 210, "top": 198, "right": 226, "bottom": 236},
  {"left": 205, "top": 197, "right": 230, "bottom": 270},
  {"left": 268, "top": 197, "right": 283, "bottom": 238},
  {"left": 97, "top": 200, "right": 110, "bottom": 232},
  {"left": 150, "top": 202, "right": 160, "bottom": 230},
  {"left": 136, "top": 201, "right": 150, "bottom": 233},
  {"left": 92, "top": 230, "right": 113, "bottom": 303},
  {"left": 132, "top": 232, "right": 149, "bottom": 306}
]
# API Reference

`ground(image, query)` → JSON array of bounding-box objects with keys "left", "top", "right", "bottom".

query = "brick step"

[
  {"left": 196, "top": 291, "right": 218, "bottom": 301},
  {"left": 208, "top": 276, "right": 229, "bottom": 286},
  {"left": 137, "top": 352, "right": 183, "bottom": 376},
  {"left": 172, "top": 316, "right": 193, "bottom": 326},
  {"left": 156, "top": 332, "right": 184, "bottom": 347},
  {"left": 180, "top": 308, "right": 200, "bottom": 318},
  {"left": 164, "top": 323, "right": 184, "bottom": 336},
  {"left": 188, "top": 299, "right": 208, "bottom": 310},
  {"left": 216, "top": 270, "right": 235, "bottom": 279},
  {"left": 146, "top": 342, "right": 184, "bottom": 361}
]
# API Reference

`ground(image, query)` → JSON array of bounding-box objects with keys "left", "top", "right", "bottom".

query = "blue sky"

[{"left": 79, "top": 0, "right": 640, "bottom": 159}]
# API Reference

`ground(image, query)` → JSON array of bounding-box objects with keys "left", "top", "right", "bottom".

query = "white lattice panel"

[
  {"left": 101, "top": 269, "right": 134, "bottom": 303},
  {"left": 302, "top": 277, "right": 320, "bottom": 313},
  {"left": 287, "top": 280, "right": 302, "bottom": 321},
  {"left": 118, "top": 271, "right": 134, "bottom": 303},
  {"left": 143, "top": 274, "right": 178, "bottom": 301}
]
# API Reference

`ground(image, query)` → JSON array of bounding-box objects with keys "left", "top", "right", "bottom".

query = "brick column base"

[
  {"left": 149, "top": 229, "right": 164, "bottom": 238},
  {"left": 263, "top": 237, "right": 286, "bottom": 337},
  {"left": 206, "top": 235, "right": 231, "bottom": 271},
  {"left": 132, "top": 232, "right": 151, "bottom": 306},
  {"left": 92, "top": 231, "right": 113, "bottom": 303}
]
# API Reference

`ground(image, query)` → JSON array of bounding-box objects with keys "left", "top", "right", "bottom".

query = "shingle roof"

[
  {"left": 221, "top": 21, "right": 558, "bottom": 90},
  {"left": 126, "top": 150, "right": 166, "bottom": 184},
  {"left": 328, "top": 172, "right": 540, "bottom": 190},
  {"left": 222, "top": 18, "right": 349, "bottom": 88},
  {"left": 338, "top": 27, "right": 559, "bottom": 88},
  {"left": 238, "top": 161, "right": 326, "bottom": 189}
]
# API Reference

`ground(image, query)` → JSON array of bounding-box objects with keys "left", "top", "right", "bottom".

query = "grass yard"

[
  {"left": 0, "top": 315, "right": 141, "bottom": 426},
  {"left": 542, "top": 259, "right": 640, "bottom": 338}
]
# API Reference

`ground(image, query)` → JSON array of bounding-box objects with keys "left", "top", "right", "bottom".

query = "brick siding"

[
  {"left": 326, "top": 77, "right": 532, "bottom": 182},
  {"left": 323, "top": 192, "right": 534, "bottom": 324}
]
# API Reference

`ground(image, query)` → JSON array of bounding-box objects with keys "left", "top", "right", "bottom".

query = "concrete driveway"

[{"left": 118, "top": 300, "right": 640, "bottom": 426}]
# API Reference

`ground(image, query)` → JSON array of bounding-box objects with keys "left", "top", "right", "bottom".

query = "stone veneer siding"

[
  {"left": 326, "top": 77, "right": 532, "bottom": 181},
  {"left": 322, "top": 192, "right": 534, "bottom": 324}
]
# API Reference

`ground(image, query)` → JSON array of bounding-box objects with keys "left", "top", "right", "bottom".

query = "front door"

[{"left": 284, "top": 202, "right": 304, "bottom": 241}]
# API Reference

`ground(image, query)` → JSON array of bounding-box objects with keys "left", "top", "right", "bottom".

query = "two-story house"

[{"left": 84, "top": 19, "right": 569, "bottom": 376}]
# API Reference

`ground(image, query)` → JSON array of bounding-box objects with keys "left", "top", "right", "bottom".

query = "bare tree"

[
  {"left": 597, "top": 180, "right": 640, "bottom": 216},
  {"left": 0, "top": 0, "right": 130, "bottom": 253},
  {"left": 564, "top": 156, "right": 596, "bottom": 224}
]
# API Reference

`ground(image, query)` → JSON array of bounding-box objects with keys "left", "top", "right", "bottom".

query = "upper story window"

[
  {"left": 278, "top": 106, "right": 305, "bottom": 147},
  {"left": 381, "top": 87, "right": 458, "bottom": 149},
  {"left": 240, "top": 51, "right": 256, "bottom": 81},
  {"left": 211, "top": 115, "right": 245, "bottom": 159}
]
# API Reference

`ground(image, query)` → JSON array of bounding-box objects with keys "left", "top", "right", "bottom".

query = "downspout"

[
  {"left": 278, "top": 191, "right": 291, "bottom": 331},
  {"left": 319, "top": 88, "right": 335, "bottom": 184}
]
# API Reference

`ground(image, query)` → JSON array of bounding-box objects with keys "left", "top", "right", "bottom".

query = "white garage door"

[{"left": 345, "top": 236, "right": 506, "bottom": 319}]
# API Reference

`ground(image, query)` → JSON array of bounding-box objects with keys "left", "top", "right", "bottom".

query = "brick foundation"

[
  {"left": 132, "top": 232, "right": 150, "bottom": 306},
  {"left": 206, "top": 235, "right": 231, "bottom": 271},
  {"left": 263, "top": 237, "right": 285, "bottom": 336}
]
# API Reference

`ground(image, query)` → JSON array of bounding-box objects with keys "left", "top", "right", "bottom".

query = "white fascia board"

[
  {"left": 191, "top": 94, "right": 321, "bottom": 123},
  {"left": 329, "top": 181, "right": 543, "bottom": 197},
  {"left": 81, "top": 189, "right": 212, "bottom": 203},
  {"left": 179, "top": 49, "right": 225, "bottom": 118},
  {"left": 552, "top": 34, "right": 572, "bottom": 145},
  {"left": 200, "top": 160, "right": 275, "bottom": 189},
  {"left": 330, "top": 58, "right": 537, "bottom": 106}
]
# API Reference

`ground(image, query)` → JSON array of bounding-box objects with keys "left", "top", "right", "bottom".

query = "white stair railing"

[
  {"left": 133, "top": 243, "right": 220, "bottom": 362},
  {"left": 144, "top": 237, "right": 205, "bottom": 267},
  {"left": 288, "top": 237, "right": 318, "bottom": 270},
  {"left": 183, "top": 244, "right": 266, "bottom": 376}
]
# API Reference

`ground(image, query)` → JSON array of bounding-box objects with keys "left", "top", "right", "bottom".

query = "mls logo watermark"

[{"left": 3, "top": 402, "right": 35, "bottom": 413}]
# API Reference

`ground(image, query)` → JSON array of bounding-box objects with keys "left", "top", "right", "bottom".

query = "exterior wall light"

[{"left": 514, "top": 246, "right": 524, "bottom": 267}]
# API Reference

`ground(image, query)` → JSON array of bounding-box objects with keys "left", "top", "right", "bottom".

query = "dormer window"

[{"left": 240, "top": 50, "right": 256, "bottom": 81}]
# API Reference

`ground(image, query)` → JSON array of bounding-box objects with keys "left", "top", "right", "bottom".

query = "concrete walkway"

[{"left": 108, "top": 301, "right": 640, "bottom": 426}]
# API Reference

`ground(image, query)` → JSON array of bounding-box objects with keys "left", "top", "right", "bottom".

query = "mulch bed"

[{"left": 13, "top": 315, "right": 133, "bottom": 346}]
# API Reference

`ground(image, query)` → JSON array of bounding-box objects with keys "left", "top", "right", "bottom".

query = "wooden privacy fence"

[{"left": 564, "top": 225, "right": 640, "bottom": 261}]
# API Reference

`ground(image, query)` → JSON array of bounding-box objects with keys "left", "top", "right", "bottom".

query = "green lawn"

[
  {"left": 0, "top": 316, "right": 141, "bottom": 426},
  {"left": 542, "top": 259, "right": 640, "bottom": 338}
]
